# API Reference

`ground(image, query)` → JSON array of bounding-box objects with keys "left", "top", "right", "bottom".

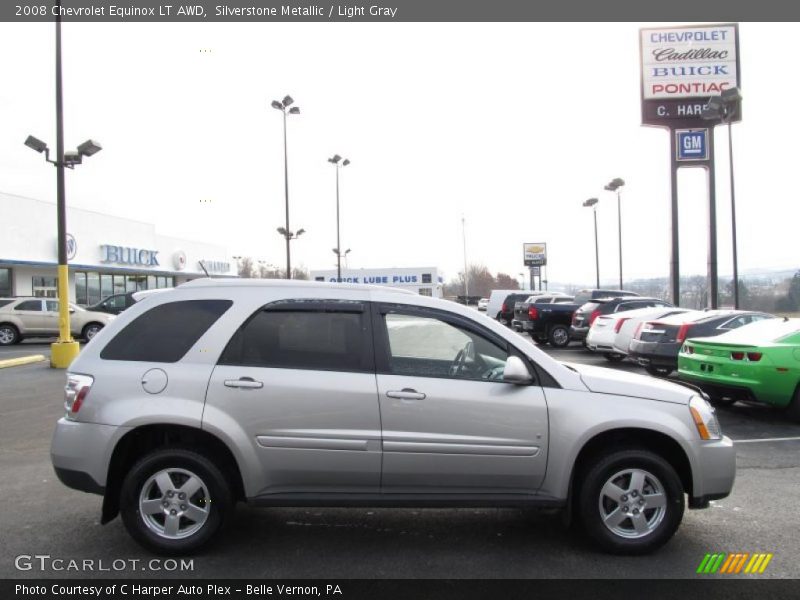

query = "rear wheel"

[
  {"left": 548, "top": 325, "right": 571, "bottom": 348},
  {"left": 120, "top": 448, "right": 232, "bottom": 555},
  {"left": 0, "top": 324, "right": 19, "bottom": 346},
  {"left": 604, "top": 353, "right": 625, "bottom": 363},
  {"left": 578, "top": 448, "right": 685, "bottom": 554},
  {"left": 645, "top": 365, "right": 673, "bottom": 377},
  {"left": 786, "top": 385, "right": 800, "bottom": 423},
  {"left": 82, "top": 322, "right": 104, "bottom": 342}
]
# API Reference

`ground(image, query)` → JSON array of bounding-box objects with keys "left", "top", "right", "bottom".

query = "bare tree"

[{"left": 237, "top": 257, "right": 254, "bottom": 279}]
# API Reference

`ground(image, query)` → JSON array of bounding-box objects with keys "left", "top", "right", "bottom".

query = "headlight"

[{"left": 689, "top": 395, "right": 722, "bottom": 440}]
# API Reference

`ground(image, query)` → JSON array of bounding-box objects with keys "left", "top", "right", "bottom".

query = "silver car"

[{"left": 51, "top": 279, "right": 735, "bottom": 555}]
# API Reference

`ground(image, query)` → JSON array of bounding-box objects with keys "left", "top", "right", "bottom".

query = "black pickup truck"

[{"left": 513, "top": 295, "right": 578, "bottom": 347}]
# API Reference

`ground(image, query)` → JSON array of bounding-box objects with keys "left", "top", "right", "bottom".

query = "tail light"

[
  {"left": 572, "top": 312, "right": 579, "bottom": 325},
  {"left": 676, "top": 323, "right": 693, "bottom": 343},
  {"left": 588, "top": 309, "right": 602, "bottom": 326},
  {"left": 614, "top": 317, "right": 630, "bottom": 333},
  {"left": 731, "top": 351, "right": 762, "bottom": 361},
  {"left": 528, "top": 306, "right": 539, "bottom": 320},
  {"left": 64, "top": 373, "right": 93, "bottom": 419},
  {"left": 633, "top": 323, "right": 644, "bottom": 339},
  {"left": 501, "top": 303, "right": 508, "bottom": 314}
]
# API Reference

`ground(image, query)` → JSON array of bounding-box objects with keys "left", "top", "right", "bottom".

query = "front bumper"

[{"left": 689, "top": 435, "right": 736, "bottom": 507}]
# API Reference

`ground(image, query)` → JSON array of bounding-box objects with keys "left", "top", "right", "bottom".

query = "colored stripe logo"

[{"left": 697, "top": 552, "right": 773, "bottom": 574}]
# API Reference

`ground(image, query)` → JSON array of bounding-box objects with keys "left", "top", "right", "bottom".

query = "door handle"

[
  {"left": 224, "top": 377, "right": 264, "bottom": 390},
  {"left": 386, "top": 388, "right": 426, "bottom": 400}
]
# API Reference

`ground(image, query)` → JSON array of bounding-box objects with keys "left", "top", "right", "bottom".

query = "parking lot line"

[
  {"left": 733, "top": 436, "right": 800, "bottom": 444},
  {"left": 0, "top": 354, "right": 47, "bottom": 369}
]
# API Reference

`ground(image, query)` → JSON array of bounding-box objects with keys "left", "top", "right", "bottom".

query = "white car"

[
  {"left": 477, "top": 298, "right": 489, "bottom": 311},
  {"left": 598, "top": 307, "right": 696, "bottom": 361}
]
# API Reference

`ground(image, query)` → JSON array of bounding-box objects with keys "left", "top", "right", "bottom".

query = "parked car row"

[
  {"left": 489, "top": 288, "right": 800, "bottom": 418},
  {"left": 0, "top": 297, "right": 115, "bottom": 345}
]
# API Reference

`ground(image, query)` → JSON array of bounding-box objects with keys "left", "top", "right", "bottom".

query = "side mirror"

[
  {"left": 503, "top": 355, "right": 533, "bottom": 385},
  {"left": 69, "top": 308, "right": 75, "bottom": 314}
]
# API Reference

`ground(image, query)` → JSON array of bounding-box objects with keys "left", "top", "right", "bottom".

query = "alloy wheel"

[
  {"left": 138, "top": 468, "right": 210, "bottom": 539},
  {"left": 598, "top": 468, "right": 667, "bottom": 539}
]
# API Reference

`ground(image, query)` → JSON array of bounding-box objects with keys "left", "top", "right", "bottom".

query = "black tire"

[
  {"left": 645, "top": 365, "right": 673, "bottom": 377},
  {"left": 785, "top": 385, "right": 800, "bottom": 423},
  {"left": 0, "top": 323, "right": 20, "bottom": 346},
  {"left": 577, "top": 448, "right": 685, "bottom": 555},
  {"left": 120, "top": 448, "right": 232, "bottom": 555},
  {"left": 81, "top": 322, "right": 104, "bottom": 342},
  {"left": 604, "top": 353, "right": 625, "bottom": 363},
  {"left": 548, "top": 325, "right": 571, "bottom": 348},
  {"left": 530, "top": 334, "right": 546, "bottom": 346}
]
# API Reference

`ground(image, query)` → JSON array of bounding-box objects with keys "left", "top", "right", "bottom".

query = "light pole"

[
  {"left": 583, "top": 198, "right": 600, "bottom": 288},
  {"left": 24, "top": 4, "right": 102, "bottom": 368},
  {"left": 328, "top": 154, "right": 351, "bottom": 282},
  {"left": 276, "top": 227, "right": 305, "bottom": 278},
  {"left": 271, "top": 95, "right": 301, "bottom": 279},
  {"left": 604, "top": 177, "right": 625, "bottom": 290},
  {"left": 703, "top": 87, "right": 742, "bottom": 309},
  {"left": 461, "top": 216, "right": 469, "bottom": 300}
]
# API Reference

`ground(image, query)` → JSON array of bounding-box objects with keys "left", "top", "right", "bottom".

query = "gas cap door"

[{"left": 141, "top": 368, "right": 168, "bottom": 394}]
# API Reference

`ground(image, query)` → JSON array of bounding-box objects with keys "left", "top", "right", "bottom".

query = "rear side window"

[
  {"left": 219, "top": 304, "right": 371, "bottom": 372},
  {"left": 15, "top": 300, "right": 42, "bottom": 311},
  {"left": 0, "top": 300, "right": 13, "bottom": 308},
  {"left": 101, "top": 300, "right": 232, "bottom": 362}
]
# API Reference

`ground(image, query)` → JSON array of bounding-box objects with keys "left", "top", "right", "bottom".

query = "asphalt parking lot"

[{"left": 1, "top": 340, "right": 799, "bottom": 579}]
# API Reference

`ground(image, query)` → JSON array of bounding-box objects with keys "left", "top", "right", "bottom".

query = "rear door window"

[
  {"left": 219, "top": 300, "right": 372, "bottom": 373},
  {"left": 100, "top": 299, "right": 232, "bottom": 362},
  {"left": 15, "top": 300, "right": 42, "bottom": 311}
]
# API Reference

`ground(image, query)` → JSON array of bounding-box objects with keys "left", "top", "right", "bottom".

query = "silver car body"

[{"left": 51, "top": 279, "right": 734, "bottom": 510}]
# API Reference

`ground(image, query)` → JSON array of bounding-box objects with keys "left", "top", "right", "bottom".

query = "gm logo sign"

[{"left": 676, "top": 129, "right": 709, "bottom": 162}]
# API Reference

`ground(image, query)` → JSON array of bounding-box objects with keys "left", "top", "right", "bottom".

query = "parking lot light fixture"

[
  {"left": 23, "top": 5, "right": 103, "bottom": 368},
  {"left": 271, "top": 94, "right": 301, "bottom": 279},
  {"left": 604, "top": 177, "right": 625, "bottom": 290},
  {"left": 329, "top": 155, "right": 351, "bottom": 282},
  {"left": 702, "top": 87, "right": 742, "bottom": 309},
  {"left": 583, "top": 198, "right": 600, "bottom": 288}
]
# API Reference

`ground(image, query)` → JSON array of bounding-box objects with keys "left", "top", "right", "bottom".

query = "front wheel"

[
  {"left": 578, "top": 448, "right": 685, "bottom": 554},
  {"left": 548, "top": 325, "right": 571, "bottom": 348},
  {"left": 120, "top": 448, "right": 232, "bottom": 555},
  {"left": 0, "top": 324, "right": 19, "bottom": 346}
]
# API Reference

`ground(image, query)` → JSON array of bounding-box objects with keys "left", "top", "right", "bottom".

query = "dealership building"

[
  {"left": 310, "top": 267, "right": 444, "bottom": 297},
  {"left": 0, "top": 192, "right": 235, "bottom": 304}
]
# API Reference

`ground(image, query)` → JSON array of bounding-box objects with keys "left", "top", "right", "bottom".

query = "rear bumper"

[
  {"left": 629, "top": 340, "right": 680, "bottom": 369},
  {"left": 51, "top": 418, "right": 128, "bottom": 494},
  {"left": 569, "top": 326, "right": 588, "bottom": 341}
]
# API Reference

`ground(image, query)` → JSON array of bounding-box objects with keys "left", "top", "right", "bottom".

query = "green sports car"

[{"left": 678, "top": 318, "right": 800, "bottom": 419}]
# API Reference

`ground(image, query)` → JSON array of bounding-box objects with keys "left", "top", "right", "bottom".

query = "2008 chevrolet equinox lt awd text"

[{"left": 51, "top": 279, "right": 735, "bottom": 555}]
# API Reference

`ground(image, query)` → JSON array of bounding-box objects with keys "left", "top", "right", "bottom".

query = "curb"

[{"left": 0, "top": 354, "right": 48, "bottom": 369}]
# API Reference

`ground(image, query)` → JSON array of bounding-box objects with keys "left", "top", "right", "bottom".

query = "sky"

[{"left": 1, "top": 21, "right": 798, "bottom": 287}]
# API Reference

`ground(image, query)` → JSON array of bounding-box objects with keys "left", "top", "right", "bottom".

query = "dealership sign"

[
  {"left": 100, "top": 245, "right": 160, "bottom": 267},
  {"left": 640, "top": 24, "right": 740, "bottom": 126},
  {"left": 523, "top": 243, "right": 547, "bottom": 266}
]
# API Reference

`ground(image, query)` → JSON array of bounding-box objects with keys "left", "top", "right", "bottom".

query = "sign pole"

[
  {"left": 706, "top": 127, "right": 718, "bottom": 309},
  {"left": 668, "top": 133, "right": 680, "bottom": 306}
]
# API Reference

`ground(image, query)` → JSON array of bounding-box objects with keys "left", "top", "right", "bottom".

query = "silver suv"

[{"left": 51, "top": 279, "right": 735, "bottom": 555}]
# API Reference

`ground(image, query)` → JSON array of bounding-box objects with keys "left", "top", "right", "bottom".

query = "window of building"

[
  {"left": 0, "top": 268, "right": 12, "bottom": 297},
  {"left": 32, "top": 276, "right": 57, "bottom": 298},
  {"left": 75, "top": 272, "right": 87, "bottom": 305},
  {"left": 418, "top": 288, "right": 433, "bottom": 297},
  {"left": 315, "top": 277, "right": 325, "bottom": 282},
  {"left": 101, "top": 300, "right": 232, "bottom": 363},
  {"left": 220, "top": 304, "right": 370, "bottom": 372},
  {"left": 422, "top": 273, "right": 432, "bottom": 284}
]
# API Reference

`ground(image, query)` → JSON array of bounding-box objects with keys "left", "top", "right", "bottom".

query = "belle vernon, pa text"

[{"left": 16, "top": 584, "right": 344, "bottom": 597}]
